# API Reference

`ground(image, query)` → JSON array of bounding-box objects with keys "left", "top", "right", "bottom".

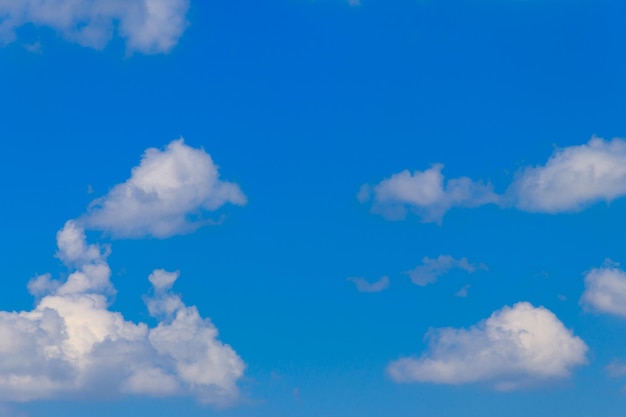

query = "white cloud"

[
  {"left": 0, "top": 0, "right": 189, "bottom": 54},
  {"left": 508, "top": 137, "right": 626, "bottom": 213},
  {"left": 387, "top": 302, "right": 587, "bottom": 390},
  {"left": 83, "top": 139, "right": 247, "bottom": 239},
  {"left": 358, "top": 164, "right": 498, "bottom": 222},
  {"left": 347, "top": 276, "right": 389, "bottom": 293},
  {"left": 580, "top": 260, "right": 626, "bottom": 318},
  {"left": 0, "top": 221, "right": 245, "bottom": 404},
  {"left": 406, "top": 255, "right": 485, "bottom": 287},
  {"left": 362, "top": 137, "right": 626, "bottom": 222}
]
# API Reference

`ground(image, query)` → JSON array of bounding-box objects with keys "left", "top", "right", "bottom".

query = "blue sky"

[{"left": 2, "top": 0, "right": 626, "bottom": 415}]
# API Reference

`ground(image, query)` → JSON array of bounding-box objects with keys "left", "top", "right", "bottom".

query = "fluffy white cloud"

[
  {"left": 0, "top": 0, "right": 189, "bottom": 54},
  {"left": 387, "top": 302, "right": 587, "bottom": 390},
  {"left": 406, "top": 255, "right": 485, "bottom": 287},
  {"left": 358, "top": 164, "right": 498, "bottom": 222},
  {"left": 508, "top": 137, "right": 626, "bottom": 212},
  {"left": 580, "top": 260, "right": 626, "bottom": 318},
  {"left": 0, "top": 221, "right": 245, "bottom": 404},
  {"left": 362, "top": 137, "right": 626, "bottom": 221},
  {"left": 83, "top": 139, "right": 247, "bottom": 238},
  {"left": 347, "top": 276, "right": 389, "bottom": 293}
]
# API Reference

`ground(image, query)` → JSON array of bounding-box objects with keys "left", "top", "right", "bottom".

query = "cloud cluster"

[
  {"left": 406, "top": 255, "right": 485, "bottom": 287},
  {"left": 580, "top": 260, "right": 626, "bottom": 318},
  {"left": 358, "top": 164, "right": 498, "bottom": 222},
  {"left": 0, "top": 221, "right": 244, "bottom": 403},
  {"left": 0, "top": 140, "right": 248, "bottom": 404},
  {"left": 361, "top": 137, "right": 626, "bottom": 221},
  {"left": 0, "top": 0, "right": 190, "bottom": 54},
  {"left": 84, "top": 139, "right": 247, "bottom": 238},
  {"left": 387, "top": 302, "right": 587, "bottom": 390}
]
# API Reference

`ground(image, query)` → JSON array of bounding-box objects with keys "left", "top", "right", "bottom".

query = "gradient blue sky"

[{"left": 2, "top": 0, "right": 626, "bottom": 416}]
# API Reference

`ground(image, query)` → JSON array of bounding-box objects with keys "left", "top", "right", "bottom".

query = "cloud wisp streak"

[
  {"left": 406, "top": 255, "right": 486, "bottom": 287},
  {"left": 347, "top": 276, "right": 390, "bottom": 293}
]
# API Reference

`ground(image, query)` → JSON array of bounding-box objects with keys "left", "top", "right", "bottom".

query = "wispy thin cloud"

[
  {"left": 348, "top": 276, "right": 390, "bottom": 293},
  {"left": 406, "top": 255, "right": 486, "bottom": 287}
]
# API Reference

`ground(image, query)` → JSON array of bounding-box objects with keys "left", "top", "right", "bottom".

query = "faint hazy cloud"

[
  {"left": 23, "top": 41, "right": 42, "bottom": 53},
  {"left": 406, "top": 255, "right": 486, "bottom": 287},
  {"left": 0, "top": 0, "right": 189, "bottom": 54},
  {"left": 387, "top": 302, "right": 587, "bottom": 390},
  {"left": 454, "top": 284, "right": 471, "bottom": 298},
  {"left": 0, "top": 406, "right": 26, "bottom": 417},
  {"left": 347, "top": 276, "right": 390, "bottom": 293},
  {"left": 606, "top": 360, "right": 626, "bottom": 378}
]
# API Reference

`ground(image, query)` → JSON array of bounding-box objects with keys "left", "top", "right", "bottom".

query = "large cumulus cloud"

[{"left": 0, "top": 140, "right": 246, "bottom": 404}]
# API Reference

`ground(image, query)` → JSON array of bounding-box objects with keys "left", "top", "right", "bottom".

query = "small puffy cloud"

[
  {"left": 580, "top": 260, "right": 626, "bottom": 318},
  {"left": 406, "top": 255, "right": 486, "bottom": 287},
  {"left": 508, "top": 137, "right": 626, "bottom": 213},
  {"left": 347, "top": 276, "right": 389, "bottom": 293},
  {"left": 358, "top": 164, "right": 498, "bottom": 222},
  {"left": 83, "top": 139, "right": 247, "bottom": 239},
  {"left": 0, "top": 222, "right": 245, "bottom": 404},
  {"left": 0, "top": 0, "right": 189, "bottom": 54},
  {"left": 387, "top": 302, "right": 588, "bottom": 390},
  {"left": 148, "top": 269, "right": 179, "bottom": 291}
]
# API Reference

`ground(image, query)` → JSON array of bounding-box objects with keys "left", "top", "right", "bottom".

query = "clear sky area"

[{"left": 2, "top": 0, "right": 626, "bottom": 416}]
